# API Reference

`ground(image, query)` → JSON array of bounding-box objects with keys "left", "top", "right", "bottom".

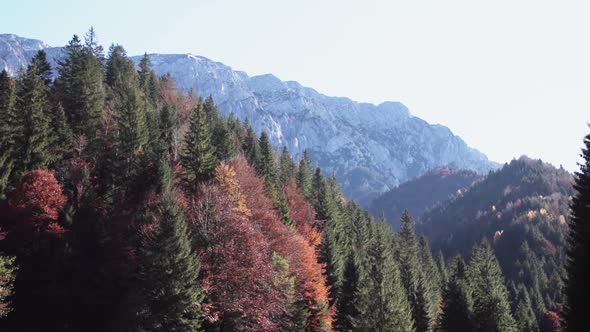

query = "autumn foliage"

[
  {"left": 231, "top": 157, "right": 332, "bottom": 330},
  {"left": 10, "top": 170, "right": 66, "bottom": 223}
]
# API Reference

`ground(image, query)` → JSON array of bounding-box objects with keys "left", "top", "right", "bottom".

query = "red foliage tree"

[
  {"left": 9, "top": 170, "right": 67, "bottom": 238},
  {"left": 182, "top": 182, "right": 283, "bottom": 331},
  {"left": 540, "top": 311, "right": 562, "bottom": 332},
  {"left": 283, "top": 179, "right": 322, "bottom": 247},
  {"left": 231, "top": 157, "right": 333, "bottom": 330}
]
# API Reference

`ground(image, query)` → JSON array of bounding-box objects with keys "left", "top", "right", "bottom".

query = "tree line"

[{"left": 0, "top": 28, "right": 587, "bottom": 332}]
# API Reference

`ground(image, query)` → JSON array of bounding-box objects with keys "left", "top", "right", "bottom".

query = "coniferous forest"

[{"left": 0, "top": 29, "right": 589, "bottom": 332}]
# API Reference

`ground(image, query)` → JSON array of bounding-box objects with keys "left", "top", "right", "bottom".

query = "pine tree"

[
  {"left": 127, "top": 191, "right": 203, "bottom": 331},
  {"left": 0, "top": 254, "right": 17, "bottom": 318},
  {"left": 0, "top": 70, "right": 17, "bottom": 197},
  {"left": 51, "top": 103, "right": 73, "bottom": 157},
  {"left": 468, "top": 240, "right": 517, "bottom": 332},
  {"left": 564, "top": 126, "right": 590, "bottom": 332},
  {"left": 438, "top": 256, "right": 473, "bottom": 332},
  {"left": 180, "top": 102, "right": 217, "bottom": 185},
  {"left": 14, "top": 61, "right": 53, "bottom": 173}
]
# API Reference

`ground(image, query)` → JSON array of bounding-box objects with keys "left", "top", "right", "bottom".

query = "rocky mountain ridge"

[{"left": 0, "top": 33, "right": 499, "bottom": 205}]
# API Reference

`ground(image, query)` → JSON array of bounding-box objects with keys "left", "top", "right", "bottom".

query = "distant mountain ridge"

[
  {"left": 0, "top": 33, "right": 499, "bottom": 205},
  {"left": 369, "top": 167, "right": 482, "bottom": 228}
]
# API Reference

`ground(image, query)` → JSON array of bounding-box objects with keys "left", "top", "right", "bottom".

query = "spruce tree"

[
  {"left": 31, "top": 50, "right": 53, "bottom": 87},
  {"left": 242, "top": 121, "right": 261, "bottom": 168},
  {"left": 14, "top": 61, "right": 53, "bottom": 173},
  {"left": 397, "top": 211, "right": 433, "bottom": 332},
  {"left": 106, "top": 44, "right": 148, "bottom": 154},
  {"left": 438, "top": 256, "right": 473, "bottom": 332},
  {"left": 296, "top": 150, "right": 313, "bottom": 198},
  {"left": 128, "top": 191, "right": 203, "bottom": 331},
  {"left": 180, "top": 102, "right": 217, "bottom": 185},
  {"left": 56, "top": 32, "right": 105, "bottom": 141},
  {"left": 0, "top": 70, "right": 17, "bottom": 197},
  {"left": 468, "top": 240, "right": 517, "bottom": 332},
  {"left": 258, "top": 131, "right": 278, "bottom": 196},
  {"left": 514, "top": 286, "right": 539, "bottom": 332},
  {"left": 334, "top": 253, "right": 360, "bottom": 331},
  {"left": 564, "top": 127, "right": 590, "bottom": 332},
  {"left": 356, "top": 222, "right": 414, "bottom": 331},
  {"left": 278, "top": 146, "right": 296, "bottom": 185}
]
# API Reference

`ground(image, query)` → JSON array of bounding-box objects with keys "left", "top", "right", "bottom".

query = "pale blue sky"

[{"left": 3, "top": 0, "right": 589, "bottom": 170}]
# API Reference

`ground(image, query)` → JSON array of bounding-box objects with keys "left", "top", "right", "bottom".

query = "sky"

[{"left": 2, "top": 0, "right": 590, "bottom": 170}]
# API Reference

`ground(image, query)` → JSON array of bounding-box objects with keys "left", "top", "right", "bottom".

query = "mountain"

[
  {"left": 369, "top": 167, "right": 482, "bottom": 228},
  {"left": 0, "top": 33, "right": 499, "bottom": 205},
  {"left": 420, "top": 156, "right": 573, "bottom": 312}
]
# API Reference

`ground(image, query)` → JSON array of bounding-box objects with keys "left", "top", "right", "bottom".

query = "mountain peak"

[{"left": 0, "top": 33, "right": 499, "bottom": 205}]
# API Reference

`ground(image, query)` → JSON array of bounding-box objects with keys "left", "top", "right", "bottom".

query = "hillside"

[
  {"left": 420, "top": 156, "right": 574, "bottom": 313},
  {"left": 0, "top": 33, "right": 498, "bottom": 205},
  {"left": 369, "top": 167, "right": 482, "bottom": 228}
]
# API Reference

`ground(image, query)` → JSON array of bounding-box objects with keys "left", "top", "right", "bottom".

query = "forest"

[{"left": 0, "top": 29, "right": 588, "bottom": 332}]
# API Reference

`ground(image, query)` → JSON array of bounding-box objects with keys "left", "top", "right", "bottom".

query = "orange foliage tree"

[{"left": 231, "top": 157, "right": 333, "bottom": 330}]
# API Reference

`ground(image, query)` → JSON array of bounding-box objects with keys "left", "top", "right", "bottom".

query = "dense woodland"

[{"left": 0, "top": 29, "right": 588, "bottom": 332}]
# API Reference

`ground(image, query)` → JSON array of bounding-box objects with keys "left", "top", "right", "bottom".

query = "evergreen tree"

[
  {"left": 398, "top": 211, "right": 433, "bottom": 332},
  {"left": 278, "top": 146, "right": 296, "bottom": 185},
  {"left": 0, "top": 70, "right": 17, "bottom": 197},
  {"left": 258, "top": 131, "right": 278, "bottom": 195},
  {"left": 564, "top": 127, "right": 590, "bottom": 332},
  {"left": 468, "top": 240, "right": 517, "bottom": 332},
  {"left": 514, "top": 286, "right": 539, "bottom": 332},
  {"left": 242, "top": 121, "right": 261, "bottom": 168},
  {"left": 356, "top": 222, "right": 414, "bottom": 331},
  {"left": 56, "top": 32, "right": 105, "bottom": 141},
  {"left": 437, "top": 251, "right": 448, "bottom": 286},
  {"left": 334, "top": 253, "right": 360, "bottom": 331},
  {"left": 438, "top": 256, "right": 473, "bottom": 332},
  {"left": 31, "top": 50, "right": 53, "bottom": 87},
  {"left": 106, "top": 44, "right": 148, "bottom": 153},
  {"left": 137, "top": 53, "right": 159, "bottom": 108},
  {"left": 51, "top": 103, "right": 73, "bottom": 156},
  {"left": 296, "top": 150, "right": 313, "bottom": 198},
  {"left": 14, "top": 61, "right": 53, "bottom": 173},
  {"left": 126, "top": 191, "right": 203, "bottom": 331},
  {"left": 180, "top": 102, "right": 217, "bottom": 185}
]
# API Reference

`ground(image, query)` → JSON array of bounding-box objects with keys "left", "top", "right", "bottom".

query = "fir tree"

[
  {"left": 334, "top": 253, "right": 360, "bottom": 331},
  {"left": 398, "top": 211, "right": 433, "bottom": 332},
  {"left": 180, "top": 102, "right": 217, "bottom": 185},
  {"left": 438, "top": 256, "right": 473, "bottom": 332},
  {"left": 564, "top": 126, "right": 590, "bottom": 332},
  {"left": 0, "top": 70, "right": 17, "bottom": 197},
  {"left": 258, "top": 131, "right": 278, "bottom": 196},
  {"left": 14, "top": 61, "right": 53, "bottom": 173},
  {"left": 128, "top": 191, "right": 203, "bottom": 331},
  {"left": 356, "top": 222, "right": 414, "bottom": 331},
  {"left": 242, "top": 120, "right": 261, "bottom": 168},
  {"left": 56, "top": 32, "right": 105, "bottom": 141},
  {"left": 468, "top": 240, "right": 517, "bottom": 332},
  {"left": 296, "top": 150, "right": 313, "bottom": 198},
  {"left": 514, "top": 286, "right": 539, "bottom": 332},
  {"left": 278, "top": 146, "right": 296, "bottom": 185},
  {"left": 31, "top": 50, "right": 53, "bottom": 87}
]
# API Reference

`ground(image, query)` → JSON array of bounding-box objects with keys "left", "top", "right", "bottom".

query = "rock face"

[{"left": 0, "top": 33, "right": 499, "bottom": 205}]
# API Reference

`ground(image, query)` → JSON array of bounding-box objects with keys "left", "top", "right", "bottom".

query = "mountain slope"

[
  {"left": 420, "top": 156, "right": 573, "bottom": 312},
  {"left": 369, "top": 167, "right": 482, "bottom": 228},
  {"left": 0, "top": 33, "right": 499, "bottom": 205}
]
